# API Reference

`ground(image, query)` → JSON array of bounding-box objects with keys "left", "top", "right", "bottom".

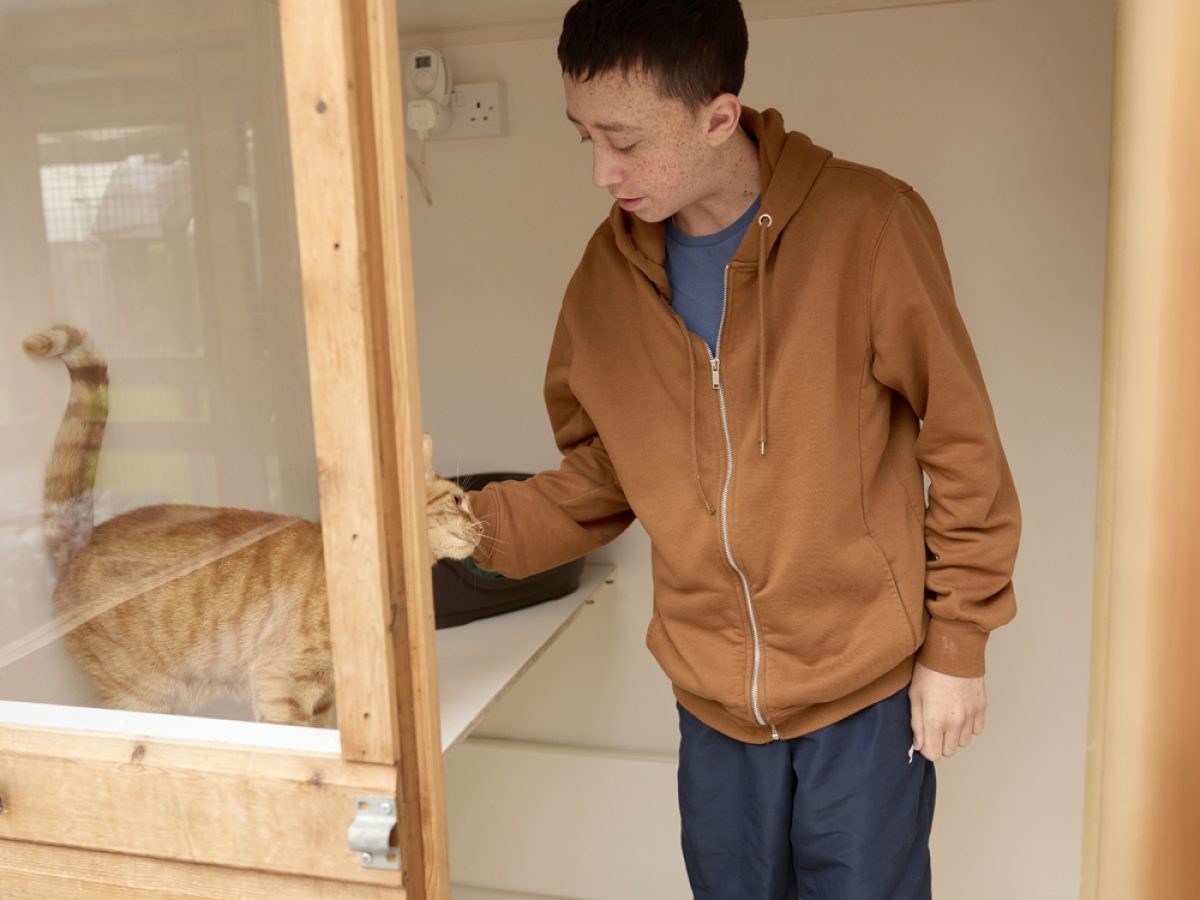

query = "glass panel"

[{"left": 0, "top": 0, "right": 323, "bottom": 730}]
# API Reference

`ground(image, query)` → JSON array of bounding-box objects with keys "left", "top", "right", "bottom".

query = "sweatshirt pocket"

[
  {"left": 646, "top": 609, "right": 663, "bottom": 645},
  {"left": 867, "top": 533, "right": 919, "bottom": 652}
]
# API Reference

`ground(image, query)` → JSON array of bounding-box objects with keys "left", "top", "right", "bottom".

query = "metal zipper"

[{"left": 709, "top": 265, "right": 779, "bottom": 741}]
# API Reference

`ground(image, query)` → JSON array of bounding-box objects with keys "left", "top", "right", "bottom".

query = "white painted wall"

[{"left": 418, "top": 0, "right": 1113, "bottom": 897}]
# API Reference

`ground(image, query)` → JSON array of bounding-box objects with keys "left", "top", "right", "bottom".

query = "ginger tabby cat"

[{"left": 24, "top": 324, "right": 481, "bottom": 726}]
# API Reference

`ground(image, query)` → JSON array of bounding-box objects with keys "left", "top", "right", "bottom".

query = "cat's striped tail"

[{"left": 23, "top": 325, "right": 109, "bottom": 571}]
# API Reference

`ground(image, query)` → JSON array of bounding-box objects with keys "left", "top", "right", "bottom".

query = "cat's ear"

[{"left": 422, "top": 433, "right": 435, "bottom": 479}]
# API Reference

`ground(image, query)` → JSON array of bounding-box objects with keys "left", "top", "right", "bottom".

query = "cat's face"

[{"left": 423, "top": 435, "right": 482, "bottom": 562}]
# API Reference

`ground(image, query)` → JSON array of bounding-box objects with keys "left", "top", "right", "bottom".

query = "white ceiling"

[{"left": 396, "top": 0, "right": 964, "bottom": 47}]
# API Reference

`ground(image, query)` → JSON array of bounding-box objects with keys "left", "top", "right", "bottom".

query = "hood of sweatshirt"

[{"left": 611, "top": 107, "right": 832, "bottom": 296}]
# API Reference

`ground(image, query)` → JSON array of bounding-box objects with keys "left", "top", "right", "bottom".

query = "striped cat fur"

[{"left": 24, "top": 325, "right": 481, "bottom": 726}]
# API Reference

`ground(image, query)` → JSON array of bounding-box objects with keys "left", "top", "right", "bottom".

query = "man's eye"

[
  {"left": 614, "top": 143, "right": 637, "bottom": 153},
  {"left": 579, "top": 135, "right": 591, "bottom": 144}
]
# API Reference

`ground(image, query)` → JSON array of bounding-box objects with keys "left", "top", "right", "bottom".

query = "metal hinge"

[{"left": 348, "top": 795, "right": 400, "bottom": 870}]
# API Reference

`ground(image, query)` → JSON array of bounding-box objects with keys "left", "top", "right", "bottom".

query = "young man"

[{"left": 467, "top": 1, "right": 1020, "bottom": 896}]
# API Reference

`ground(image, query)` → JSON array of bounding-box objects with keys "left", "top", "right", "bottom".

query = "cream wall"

[{"left": 418, "top": 0, "right": 1113, "bottom": 897}]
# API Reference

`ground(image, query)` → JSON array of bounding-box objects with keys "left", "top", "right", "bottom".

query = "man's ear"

[{"left": 704, "top": 93, "right": 743, "bottom": 147}]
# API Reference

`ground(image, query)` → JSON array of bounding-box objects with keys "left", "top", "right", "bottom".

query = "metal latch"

[{"left": 348, "top": 795, "right": 400, "bottom": 870}]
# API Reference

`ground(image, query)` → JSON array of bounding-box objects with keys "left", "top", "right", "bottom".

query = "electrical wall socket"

[{"left": 434, "top": 82, "right": 503, "bottom": 140}]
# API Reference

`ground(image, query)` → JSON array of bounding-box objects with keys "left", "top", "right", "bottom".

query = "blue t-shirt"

[{"left": 664, "top": 198, "right": 761, "bottom": 354}]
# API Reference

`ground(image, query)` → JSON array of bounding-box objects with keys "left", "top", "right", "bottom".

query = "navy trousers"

[{"left": 677, "top": 688, "right": 935, "bottom": 900}]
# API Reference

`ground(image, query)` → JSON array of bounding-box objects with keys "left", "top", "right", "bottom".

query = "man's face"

[{"left": 564, "top": 68, "right": 713, "bottom": 224}]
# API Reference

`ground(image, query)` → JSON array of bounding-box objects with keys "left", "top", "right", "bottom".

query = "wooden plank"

[
  {"left": 277, "top": 0, "right": 400, "bottom": 765},
  {"left": 357, "top": 0, "right": 449, "bottom": 896},
  {"left": 0, "top": 841, "right": 402, "bottom": 900},
  {"left": 1084, "top": 1, "right": 1200, "bottom": 897},
  {"left": 279, "top": 2, "right": 450, "bottom": 895},
  {"left": 0, "top": 724, "right": 401, "bottom": 887}
]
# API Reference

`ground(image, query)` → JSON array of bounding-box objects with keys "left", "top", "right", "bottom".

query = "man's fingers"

[
  {"left": 909, "top": 664, "right": 989, "bottom": 763},
  {"left": 932, "top": 708, "right": 968, "bottom": 760},
  {"left": 920, "top": 716, "right": 944, "bottom": 762},
  {"left": 941, "top": 727, "right": 958, "bottom": 758},
  {"left": 909, "top": 689, "right": 925, "bottom": 752},
  {"left": 920, "top": 728, "right": 944, "bottom": 762}
]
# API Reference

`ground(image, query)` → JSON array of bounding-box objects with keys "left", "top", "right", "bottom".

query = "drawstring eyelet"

[{"left": 758, "top": 213, "right": 773, "bottom": 227}]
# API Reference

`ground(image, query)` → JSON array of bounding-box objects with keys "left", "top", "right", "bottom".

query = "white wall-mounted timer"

[{"left": 405, "top": 47, "right": 452, "bottom": 139}]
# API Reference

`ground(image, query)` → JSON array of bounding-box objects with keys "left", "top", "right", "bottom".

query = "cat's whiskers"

[{"left": 473, "top": 531, "right": 510, "bottom": 553}]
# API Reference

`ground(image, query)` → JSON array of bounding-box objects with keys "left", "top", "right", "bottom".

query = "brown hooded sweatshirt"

[{"left": 469, "top": 107, "right": 1020, "bottom": 743}]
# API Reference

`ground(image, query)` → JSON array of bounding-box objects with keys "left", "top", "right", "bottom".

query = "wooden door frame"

[
  {"left": 0, "top": 1, "right": 445, "bottom": 896},
  {"left": 279, "top": 0, "right": 448, "bottom": 892},
  {"left": 1083, "top": 0, "right": 1200, "bottom": 896}
]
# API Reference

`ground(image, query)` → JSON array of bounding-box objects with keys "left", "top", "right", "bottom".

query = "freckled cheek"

[
  {"left": 657, "top": 162, "right": 686, "bottom": 199},
  {"left": 641, "top": 161, "right": 677, "bottom": 197}
]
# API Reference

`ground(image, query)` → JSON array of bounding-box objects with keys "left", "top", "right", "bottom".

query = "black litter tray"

[{"left": 432, "top": 472, "right": 587, "bottom": 629}]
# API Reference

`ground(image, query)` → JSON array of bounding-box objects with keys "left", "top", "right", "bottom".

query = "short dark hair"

[{"left": 557, "top": 0, "right": 749, "bottom": 109}]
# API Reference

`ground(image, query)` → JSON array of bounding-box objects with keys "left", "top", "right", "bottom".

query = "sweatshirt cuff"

[
  {"left": 467, "top": 489, "right": 500, "bottom": 568},
  {"left": 916, "top": 618, "right": 990, "bottom": 678}
]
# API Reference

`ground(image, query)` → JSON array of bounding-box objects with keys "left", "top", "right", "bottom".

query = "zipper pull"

[{"left": 710, "top": 357, "right": 721, "bottom": 390}]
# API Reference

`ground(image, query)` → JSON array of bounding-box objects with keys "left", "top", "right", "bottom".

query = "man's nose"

[{"left": 591, "top": 145, "right": 621, "bottom": 189}]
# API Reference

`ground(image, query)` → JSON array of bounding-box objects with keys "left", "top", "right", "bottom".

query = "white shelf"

[
  {"left": 437, "top": 563, "right": 614, "bottom": 752},
  {"left": 0, "top": 564, "right": 614, "bottom": 756}
]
